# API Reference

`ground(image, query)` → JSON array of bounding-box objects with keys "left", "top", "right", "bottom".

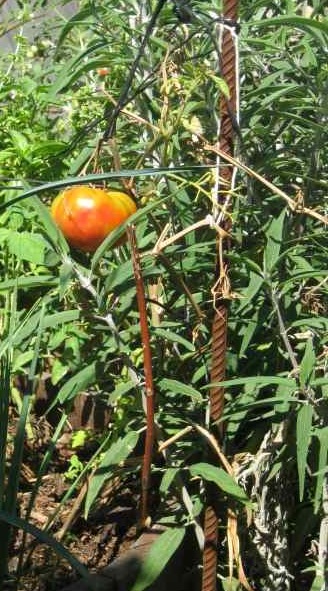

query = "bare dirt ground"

[{"left": 6, "top": 411, "right": 141, "bottom": 591}]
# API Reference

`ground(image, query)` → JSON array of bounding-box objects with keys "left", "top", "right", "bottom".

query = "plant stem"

[{"left": 127, "top": 225, "right": 156, "bottom": 529}]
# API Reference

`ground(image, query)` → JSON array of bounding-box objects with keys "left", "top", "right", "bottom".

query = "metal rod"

[{"left": 201, "top": 0, "right": 239, "bottom": 589}]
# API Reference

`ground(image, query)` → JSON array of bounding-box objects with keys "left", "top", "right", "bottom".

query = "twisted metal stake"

[{"left": 202, "top": 1, "right": 239, "bottom": 589}]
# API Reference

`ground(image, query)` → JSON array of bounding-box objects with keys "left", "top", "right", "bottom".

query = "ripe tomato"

[
  {"left": 97, "top": 67, "right": 110, "bottom": 76},
  {"left": 51, "top": 186, "right": 137, "bottom": 252}
]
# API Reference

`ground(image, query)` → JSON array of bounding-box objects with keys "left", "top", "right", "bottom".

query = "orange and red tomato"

[{"left": 51, "top": 186, "right": 137, "bottom": 252}]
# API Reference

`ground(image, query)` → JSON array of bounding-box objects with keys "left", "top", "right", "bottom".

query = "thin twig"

[
  {"left": 102, "top": 0, "right": 167, "bottom": 141},
  {"left": 204, "top": 141, "right": 328, "bottom": 225},
  {"left": 127, "top": 225, "right": 156, "bottom": 529},
  {"left": 157, "top": 426, "right": 194, "bottom": 452},
  {"left": 271, "top": 289, "right": 299, "bottom": 373},
  {"left": 194, "top": 423, "right": 234, "bottom": 475},
  {"left": 151, "top": 216, "right": 230, "bottom": 255}
]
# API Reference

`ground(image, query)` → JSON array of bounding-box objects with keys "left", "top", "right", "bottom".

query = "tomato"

[
  {"left": 51, "top": 186, "right": 137, "bottom": 252},
  {"left": 97, "top": 67, "right": 110, "bottom": 77}
]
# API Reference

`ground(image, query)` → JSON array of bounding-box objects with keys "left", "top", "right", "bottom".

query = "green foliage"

[
  {"left": 131, "top": 526, "right": 186, "bottom": 591},
  {"left": 0, "top": 0, "right": 327, "bottom": 589}
]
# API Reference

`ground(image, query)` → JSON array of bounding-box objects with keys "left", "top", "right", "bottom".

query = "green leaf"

[
  {"left": 310, "top": 574, "right": 325, "bottom": 591},
  {"left": 109, "top": 380, "right": 136, "bottom": 403},
  {"left": 28, "top": 196, "right": 69, "bottom": 254},
  {"left": 249, "top": 15, "right": 328, "bottom": 36},
  {"left": 48, "top": 41, "right": 109, "bottom": 97},
  {"left": 131, "top": 527, "right": 185, "bottom": 591},
  {"left": 206, "top": 376, "right": 296, "bottom": 389},
  {"left": 30, "top": 141, "right": 67, "bottom": 157},
  {"left": 159, "top": 378, "right": 203, "bottom": 403},
  {"left": 299, "top": 338, "right": 316, "bottom": 389},
  {"left": 59, "top": 260, "right": 74, "bottom": 298},
  {"left": 7, "top": 232, "right": 46, "bottom": 265},
  {"left": 0, "top": 166, "right": 213, "bottom": 215},
  {"left": 189, "top": 463, "right": 250, "bottom": 505},
  {"left": 12, "top": 351, "right": 34, "bottom": 372},
  {"left": 314, "top": 427, "right": 328, "bottom": 513},
  {"left": 159, "top": 468, "right": 179, "bottom": 494},
  {"left": 238, "top": 271, "right": 264, "bottom": 314},
  {"left": 84, "top": 431, "right": 139, "bottom": 517},
  {"left": 9, "top": 130, "right": 29, "bottom": 155},
  {"left": 57, "top": 363, "right": 97, "bottom": 404},
  {"left": 153, "top": 328, "right": 195, "bottom": 352},
  {"left": 239, "top": 316, "right": 258, "bottom": 357},
  {"left": 0, "top": 276, "right": 57, "bottom": 293},
  {"left": 264, "top": 209, "right": 286, "bottom": 274},
  {"left": 107, "top": 260, "right": 133, "bottom": 289},
  {"left": 56, "top": 7, "right": 96, "bottom": 48},
  {"left": 0, "top": 509, "right": 89, "bottom": 579},
  {"left": 296, "top": 404, "right": 313, "bottom": 501},
  {"left": 51, "top": 358, "right": 69, "bottom": 385}
]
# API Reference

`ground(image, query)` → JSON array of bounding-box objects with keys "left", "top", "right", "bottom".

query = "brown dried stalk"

[
  {"left": 127, "top": 225, "right": 155, "bottom": 529},
  {"left": 204, "top": 141, "right": 328, "bottom": 226}
]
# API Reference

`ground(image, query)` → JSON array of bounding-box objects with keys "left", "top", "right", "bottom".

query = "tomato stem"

[{"left": 127, "top": 225, "right": 155, "bottom": 530}]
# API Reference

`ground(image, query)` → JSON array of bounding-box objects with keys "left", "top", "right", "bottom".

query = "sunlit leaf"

[
  {"left": 85, "top": 431, "right": 139, "bottom": 517},
  {"left": 159, "top": 378, "right": 203, "bottom": 403},
  {"left": 190, "top": 463, "right": 250, "bottom": 505},
  {"left": 131, "top": 527, "right": 185, "bottom": 591}
]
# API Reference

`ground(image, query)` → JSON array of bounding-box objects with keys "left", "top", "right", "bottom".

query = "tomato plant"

[{"left": 51, "top": 186, "right": 137, "bottom": 252}]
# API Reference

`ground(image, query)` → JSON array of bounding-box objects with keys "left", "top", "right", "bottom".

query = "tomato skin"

[
  {"left": 97, "top": 67, "right": 110, "bottom": 76},
  {"left": 51, "top": 186, "right": 137, "bottom": 252}
]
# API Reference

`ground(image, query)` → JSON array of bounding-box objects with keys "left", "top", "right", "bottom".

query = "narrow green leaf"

[
  {"left": 249, "top": 15, "right": 328, "bottom": 35},
  {"left": 30, "top": 141, "right": 67, "bottom": 157},
  {"left": 281, "top": 270, "right": 328, "bottom": 291},
  {"left": 190, "top": 463, "right": 250, "bottom": 505},
  {"left": 239, "top": 317, "right": 258, "bottom": 357},
  {"left": 264, "top": 209, "right": 285, "bottom": 274},
  {"left": 0, "top": 276, "right": 57, "bottom": 293},
  {"left": 107, "top": 260, "right": 133, "bottom": 289},
  {"left": 0, "top": 354, "right": 11, "bottom": 511},
  {"left": 0, "top": 509, "right": 89, "bottom": 579},
  {"left": 5, "top": 394, "right": 31, "bottom": 514},
  {"left": 299, "top": 338, "right": 316, "bottom": 389},
  {"left": 131, "top": 527, "right": 185, "bottom": 591},
  {"left": 109, "top": 380, "right": 135, "bottom": 403},
  {"left": 51, "top": 358, "right": 69, "bottom": 385},
  {"left": 238, "top": 271, "right": 264, "bottom": 314},
  {"left": 159, "top": 378, "right": 203, "bottom": 403},
  {"left": 0, "top": 308, "right": 80, "bottom": 358},
  {"left": 205, "top": 376, "right": 296, "bottom": 389},
  {"left": 56, "top": 7, "right": 95, "bottom": 48},
  {"left": 28, "top": 196, "right": 69, "bottom": 254},
  {"left": 310, "top": 574, "right": 325, "bottom": 591},
  {"left": 57, "top": 363, "right": 97, "bottom": 404},
  {"left": 160, "top": 468, "right": 179, "bottom": 494},
  {"left": 314, "top": 427, "right": 328, "bottom": 513},
  {"left": 296, "top": 404, "right": 313, "bottom": 501},
  {"left": 85, "top": 431, "right": 139, "bottom": 517},
  {"left": 0, "top": 166, "right": 214, "bottom": 214},
  {"left": 50, "top": 55, "right": 109, "bottom": 96},
  {"left": 59, "top": 261, "right": 73, "bottom": 299},
  {"left": 154, "top": 328, "right": 195, "bottom": 352},
  {"left": 48, "top": 41, "right": 107, "bottom": 97}
]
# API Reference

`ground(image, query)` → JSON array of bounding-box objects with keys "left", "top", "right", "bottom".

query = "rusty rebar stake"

[{"left": 202, "top": 1, "right": 239, "bottom": 590}]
